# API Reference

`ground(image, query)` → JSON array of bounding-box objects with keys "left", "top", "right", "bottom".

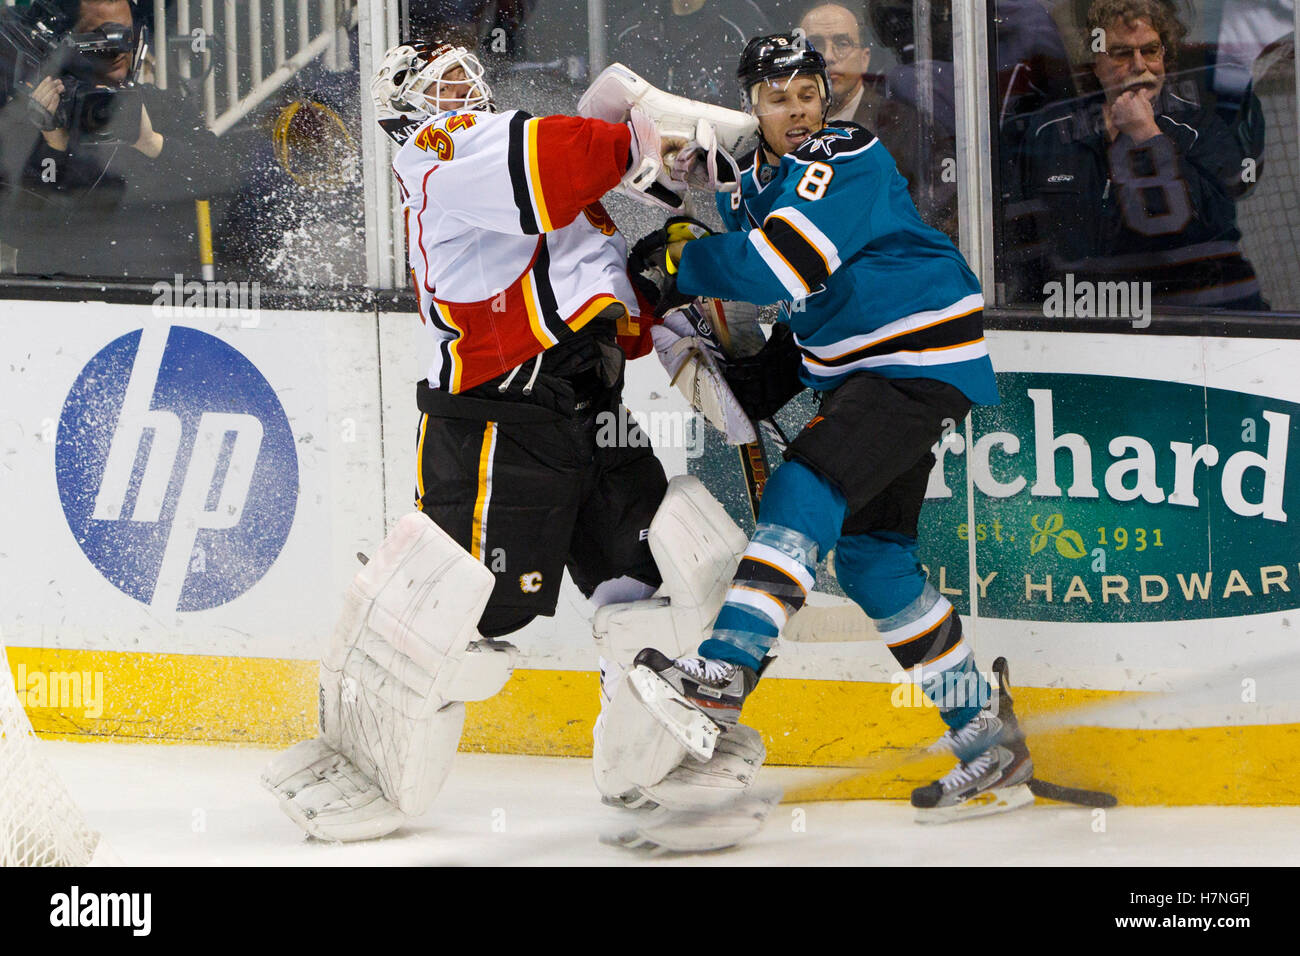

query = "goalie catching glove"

[
  {"left": 651, "top": 304, "right": 756, "bottom": 445},
  {"left": 579, "top": 63, "right": 755, "bottom": 210},
  {"left": 628, "top": 216, "right": 714, "bottom": 317}
]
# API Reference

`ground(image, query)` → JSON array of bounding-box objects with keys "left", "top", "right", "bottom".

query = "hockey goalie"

[{"left": 260, "top": 40, "right": 778, "bottom": 851}]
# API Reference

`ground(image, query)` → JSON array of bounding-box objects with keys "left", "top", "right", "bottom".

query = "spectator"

[
  {"left": 1016, "top": 0, "right": 1267, "bottom": 311},
  {"left": 797, "top": 2, "right": 942, "bottom": 234},
  {"left": 993, "top": 0, "right": 1076, "bottom": 122},
  {"left": 0, "top": 0, "right": 227, "bottom": 280}
]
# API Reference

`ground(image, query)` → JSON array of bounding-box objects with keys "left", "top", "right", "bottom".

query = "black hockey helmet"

[{"left": 736, "top": 33, "right": 831, "bottom": 114}]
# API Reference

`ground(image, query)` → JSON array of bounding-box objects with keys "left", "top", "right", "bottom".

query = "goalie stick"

[
  {"left": 686, "top": 298, "right": 787, "bottom": 522},
  {"left": 735, "top": 420, "right": 791, "bottom": 521}
]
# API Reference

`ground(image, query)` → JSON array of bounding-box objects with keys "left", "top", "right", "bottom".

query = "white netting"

[
  {"left": 1237, "top": 37, "right": 1299, "bottom": 313},
  {"left": 0, "top": 639, "right": 102, "bottom": 867}
]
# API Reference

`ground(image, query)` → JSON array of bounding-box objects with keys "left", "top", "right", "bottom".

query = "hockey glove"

[
  {"left": 624, "top": 107, "right": 689, "bottom": 212},
  {"left": 669, "top": 120, "right": 742, "bottom": 193},
  {"left": 628, "top": 217, "right": 714, "bottom": 317},
  {"left": 721, "top": 323, "right": 806, "bottom": 423}
]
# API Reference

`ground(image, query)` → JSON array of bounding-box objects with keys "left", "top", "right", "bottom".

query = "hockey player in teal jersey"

[{"left": 623, "top": 34, "right": 1031, "bottom": 821}]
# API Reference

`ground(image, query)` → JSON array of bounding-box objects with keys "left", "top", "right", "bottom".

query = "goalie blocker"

[{"left": 261, "top": 513, "right": 517, "bottom": 842}]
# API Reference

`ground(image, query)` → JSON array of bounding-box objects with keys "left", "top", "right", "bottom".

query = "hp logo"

[{"left": 56, "top": 326, "right": 299, "bottom": 612}]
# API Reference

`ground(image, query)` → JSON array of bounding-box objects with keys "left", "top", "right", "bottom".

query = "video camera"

[{"left": 0, "top": 1, "right": 148, "bottom": 146}]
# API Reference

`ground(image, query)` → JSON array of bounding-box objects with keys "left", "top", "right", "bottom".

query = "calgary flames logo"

[
  {"left": 581, "top": 202, "right": 617, "bottom": 236},
  {"left": 519, "top": 571, "right": 543, "bottom": 593}
]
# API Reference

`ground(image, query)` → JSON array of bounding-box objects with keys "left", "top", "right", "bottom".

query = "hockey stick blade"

[{"left": 1028, "top": 778, "right": 1118, "bottom": 808}]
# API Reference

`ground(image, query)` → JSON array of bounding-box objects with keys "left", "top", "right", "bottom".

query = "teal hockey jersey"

[{"left": 676, "top": 122, "right": 999, "bottom": 405}]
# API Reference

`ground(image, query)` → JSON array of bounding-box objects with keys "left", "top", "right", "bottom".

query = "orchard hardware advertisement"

[{"left": 921, "top": 372, "right": 1295, "bottom": 623}]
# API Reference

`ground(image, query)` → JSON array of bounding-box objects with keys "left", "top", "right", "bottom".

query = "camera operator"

[{"left": 0, "top": 0, "right": 228, "bottom": 280}]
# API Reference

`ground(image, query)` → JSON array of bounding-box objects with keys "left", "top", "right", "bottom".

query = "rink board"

[{"left": 3, "top": 299, "right": 1299, "bottom": 805}]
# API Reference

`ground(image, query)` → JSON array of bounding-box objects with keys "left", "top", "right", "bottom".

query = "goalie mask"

[{"left": 372, "top": 41, "right": 493, "bottom": 145}]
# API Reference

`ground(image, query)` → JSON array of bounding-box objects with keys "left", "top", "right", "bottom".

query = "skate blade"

[
  {"left": 914, "top": 783, "right": 1035, "bottom": 825},
  {"left": 626, "top": 664, "right": 720, "bottom": 761}
]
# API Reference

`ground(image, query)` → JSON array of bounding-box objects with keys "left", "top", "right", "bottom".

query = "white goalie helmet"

[{"left": 372, "top": 41, "right": 494, "bottom": 144}]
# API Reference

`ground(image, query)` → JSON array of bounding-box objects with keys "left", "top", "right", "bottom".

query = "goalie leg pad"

[
  {"left": 639, "top": 723, "right": 766, "bottom": 813},
  {"left": 601, "top": 790, "right": 778, "bottom": 853},
  {"left": 436, "top": 638, "right": 518, "bottom": 702},
  {"left": 261, "top": 737, "right": 409, "bottom": 843},
  {"left": 593, "top": 664, "right": 691, "bottom": 790},
  {"left": 594, "top": 662, "right": 767, "bottom": 835},
  {"left": 649, "top": 475, "right": 748, "bottom": 621},
  {"left": 320, "top": 512, "right": 494, "bottom": 816},
  {"left": 592, "top": 660, "right": 654, "bottom": 807},
  {"left": 593, "top": 476, "right": 746, "bottom": 665}
]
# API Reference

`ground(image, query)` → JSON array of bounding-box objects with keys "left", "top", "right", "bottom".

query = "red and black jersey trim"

[
  {"left": 532, "top": 238, "right": 573, "bottom": 343},
  {"left": 507, "top": 110, "right": 539, "bottom": 234}
]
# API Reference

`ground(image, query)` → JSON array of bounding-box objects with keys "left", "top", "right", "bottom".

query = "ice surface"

[{"left": 38, "top": 741, "right": 1300, "bottom": 866}]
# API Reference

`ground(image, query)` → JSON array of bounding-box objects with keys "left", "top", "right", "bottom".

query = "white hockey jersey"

[{"left": 392, "top": 107, "right": 650, "bottom": 393}]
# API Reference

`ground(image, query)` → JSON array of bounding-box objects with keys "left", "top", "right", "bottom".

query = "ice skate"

[
  {"left": 911, "top": 705, "right": 1034, "bottom": 823},
  {"left": 624, "top": 649, "right": 758, "bottom": 761},
  {"left": 633, "top": 648, "right": 758, "bottom": 726}
]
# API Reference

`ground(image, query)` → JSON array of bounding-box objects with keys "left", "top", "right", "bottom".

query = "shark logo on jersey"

[
  {"left": 56, "top": 326, "right": 299, "bottom": 612},
  {"left": 805, "top": 128, "right": 852, "bottom": 157}
]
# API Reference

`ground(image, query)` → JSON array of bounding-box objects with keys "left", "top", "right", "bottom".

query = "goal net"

[{"left": 0, "top": 635, "right": 104, "bottom": 866}]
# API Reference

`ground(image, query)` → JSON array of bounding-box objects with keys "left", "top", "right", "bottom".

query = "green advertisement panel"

[
  {"left": 929, "top": 372, "right": 1295, "bottom": 622},
  {"left": 691, "top": 371, "right": 1296, "bottom": 624}
]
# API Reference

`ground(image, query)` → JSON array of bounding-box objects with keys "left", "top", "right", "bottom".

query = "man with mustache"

[{"left": 1016, "top": 0, "right": 1267, "bottom": 311}]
